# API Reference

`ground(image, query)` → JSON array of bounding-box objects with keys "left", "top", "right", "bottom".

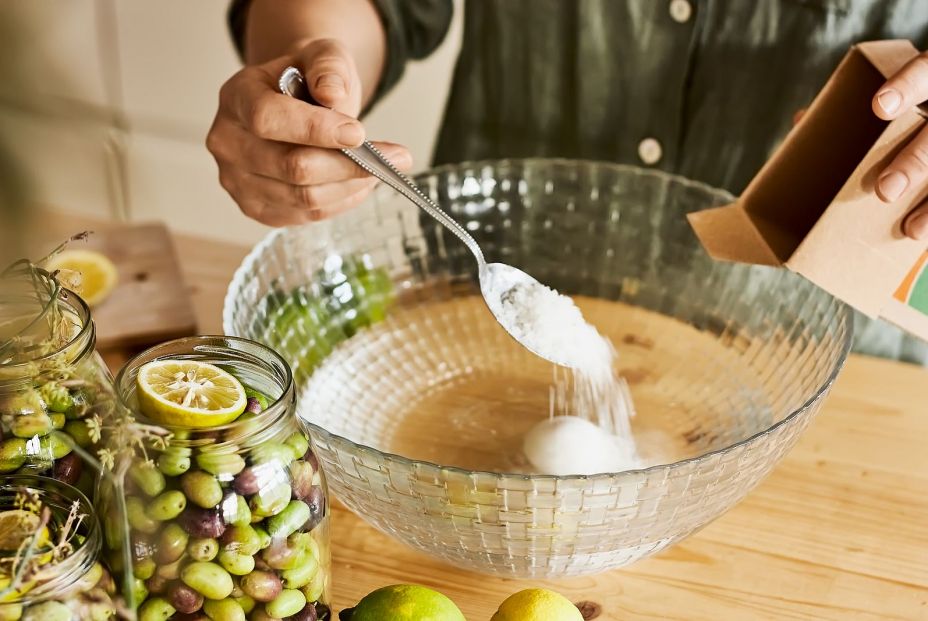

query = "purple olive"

[
  {"left": 303, "top": 449, "right": 319, "bottom": 472},
  {"left": 287, "top": 603, "right": 318, "bottom": 621},
  {"left": 301, "top": 486, "right": 326, "bottom": 532},
  {"left": 178, "top": 506, "right": 226, "bottom": 539},
  {"left": 289, "top": 461, "right": 315, "bottom": 501},
  {"left": 145, "top": 574, "right": 169, "bottom": 595},
  {"left": 315, "top": 603, "right": 332, "bottom": 620},
  {"left": 171, "top": 614, "right": 209, "bottom": 621},
  {"left": 169, "top": 581, "right": 205, "bottom": 614},
  {"left": 246, "top": 397, "right": 263, "bottom": 415},
  {"left": 240, "top": 570, "right": 282, "bottom": 603},
  {"left": 233, "top": 467, "right": 261, "bottom": 496},
  {"left": 53, "top": 452, "right": 83, "bottom": 485}
]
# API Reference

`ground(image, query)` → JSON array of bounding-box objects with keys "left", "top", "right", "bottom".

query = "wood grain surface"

[{"left": 37, "top": 214, "right": 928, "bottom": 620}]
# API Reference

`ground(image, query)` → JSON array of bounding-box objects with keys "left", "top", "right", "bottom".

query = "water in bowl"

[{"left": 300, "top": 294, "right": 776, "bottom": 475}]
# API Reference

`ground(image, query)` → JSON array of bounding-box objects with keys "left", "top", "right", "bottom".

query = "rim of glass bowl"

[
  {"left": 113, "top": 335, "right": 294, "bottom": 438},
  {"left": 223, "top": 158, "right": 855, "bottom": 481}
]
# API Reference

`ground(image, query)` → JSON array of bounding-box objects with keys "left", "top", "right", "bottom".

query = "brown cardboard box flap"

[{"left": 688, "top": 40, "right": 928, "bottom": 341}]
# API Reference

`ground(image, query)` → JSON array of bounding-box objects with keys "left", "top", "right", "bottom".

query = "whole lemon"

[
  {"left": 491, "top": 589, "right": 583, "bottom": 621},
  {"left": 351, "top": 584, "right": 465, "bottom": 621}
]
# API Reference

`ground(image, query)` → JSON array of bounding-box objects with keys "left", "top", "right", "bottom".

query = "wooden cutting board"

[{"left": 67, "top": 222, "right": 198, "bottom": 351}]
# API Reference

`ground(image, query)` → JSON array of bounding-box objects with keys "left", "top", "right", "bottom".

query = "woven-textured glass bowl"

[{"left": 223, "top": 160, "right": 852, "bottom": 578}]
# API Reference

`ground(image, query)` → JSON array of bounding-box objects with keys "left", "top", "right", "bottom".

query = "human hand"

[
  {"left": 207, "top": 38, "right": 412, "bottom": 226},
  {"left": 873, "top": 52, "right": 928, "bottom": 241}
]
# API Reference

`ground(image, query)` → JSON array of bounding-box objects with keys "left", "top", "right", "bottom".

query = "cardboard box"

[{"left": 688, "top": 40, "right": 928, "bottom": 342}]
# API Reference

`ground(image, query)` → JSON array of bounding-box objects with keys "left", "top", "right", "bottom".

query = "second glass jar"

[{"left": 107, "top": 336, "right": 330, "bottom": 621}]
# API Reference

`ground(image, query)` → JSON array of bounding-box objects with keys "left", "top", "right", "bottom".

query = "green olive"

[
  {"left": 218, "top": 549, "right": 255, "bottom": 576},
  {"left": 265, "top": 589, "right": 306, "bottom": 618},
  {"left": 156, "top": 523, "right": 189, "bottom": 564},
  {"left": 187, "top": 536, "right": 219, "bottom": 562},
  {"left": 267, "top": 500, "right": 311, "bottom": 540},
  {"left": 250, "top": 443, "right": 294, "bottom": 468},
  {"left": 196, "top": 450, "right": 246, "bottom": 476},
  {"left": 63, "top": 420, "right": 92, "bottom": 448},
  {"left": 133, "top": 557, "right": 156, "bottom": 580},
  {"left": 138, "top": 597, "right": 175, "bottom": 621},
  {"left": 129, "top": 464, "right": 166, "bottom": 497},
  {"left": 37, "top": 431, "right": 72, "bottom": 459},
  {"left": 180, "top": 561, "right": 234, "bottom": 600},
  {"left": 156, "top": 447, "right": 192, "bottom": 476},
  {"left": 222, "top": 524, "right": 262, "bottom": 556},
  {"left": 126, "top": 496, "right": 160, "bottom": 534},
  {"left": 283, "top": 433, "right": 309, "bottom": 461},
  {"left": 0, "top": 438, "right": 27, "bottom": 473},
  {"left": 146, "top": 490, "right": 187, "bottom": 521},
  {"left": 11, "top": 412, "right": 53, "bottom": 438},
  {"left": 281, "top": 551, "right": 319, "bottom": 589},
  {"left": 249, "top": 482, "right": 291, "bottom": 518},
  {"left": 202, "top": 598, "right": 246, "bottom": 621},
  {"left": 49, "top": 413, "right": 66, "bottom": 430},
  {"left": 301, "top": 568, "right": 325, "bottom": 604},
  {"left": 181, "top": 470, "right": 223, "bottom": 509}
]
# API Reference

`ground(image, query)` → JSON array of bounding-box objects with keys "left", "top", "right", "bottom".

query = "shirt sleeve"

[
  {"left": 369, "top": 0, "right": 454, "bottom": 102},
  {"left": 226, "top": 0, "right": 453, "bottom": 103}
]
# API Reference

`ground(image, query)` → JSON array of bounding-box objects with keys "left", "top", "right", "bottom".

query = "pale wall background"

[{"left": 0, "top": 0, "right": 463, "bottom": 244}]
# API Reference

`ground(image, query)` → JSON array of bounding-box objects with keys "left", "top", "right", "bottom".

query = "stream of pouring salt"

[{"left": 483, "top": 273, "right": 641, "bottom": 475}]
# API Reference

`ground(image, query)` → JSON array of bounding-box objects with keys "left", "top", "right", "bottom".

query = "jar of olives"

[
  {"left": 109, "top": 336, "right": 330, "bottom": 621},
  {"left": 0, "top": 268, "right": 117, "bottom": 494},
  {"left": 0, "top": 475, "right": 119, "bottom": 621}
]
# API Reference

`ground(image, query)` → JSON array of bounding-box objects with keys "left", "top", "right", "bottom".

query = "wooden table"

[{"left": 37, "top": 216, "right": 928, "bottom": 620}]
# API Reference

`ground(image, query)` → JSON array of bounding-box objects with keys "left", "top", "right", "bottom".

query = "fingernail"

[
  {"left": 878, "top": 89, "right": 902, "bottom": 115},
  {"left": 907, "top": 212, "right": 928, "bottom": 240},
  {"left": 878, "top": 170, "right": 908, "bottom": 201},
  {"left": 336, "top": 122, "right": 364, "bottom": 147},
  {"left": 315, "top": 73, "right": 346, "bottom": 94},
  {"left": 387, "top": 148, "right": 413, "bottom": 170}
]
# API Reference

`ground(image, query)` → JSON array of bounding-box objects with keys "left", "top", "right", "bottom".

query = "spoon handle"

[{"left": 278, "top": 66, "right": 486, "bottom": 268}]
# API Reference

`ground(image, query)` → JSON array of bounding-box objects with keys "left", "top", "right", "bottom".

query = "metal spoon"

[{"left": 278, "top": 66, "right": 568, "bottom": 367}]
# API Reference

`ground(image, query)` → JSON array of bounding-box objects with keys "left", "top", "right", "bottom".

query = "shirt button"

[
  {"left": 669, "top": 0, "right": 693, "bottom": 23},
  {"left": 638, "top": 138, "right": 663, "bottom": 165}
]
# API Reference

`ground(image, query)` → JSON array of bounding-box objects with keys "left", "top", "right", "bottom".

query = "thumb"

[{"left": 296, "top": 38, "right": 363, "bottom": 117}]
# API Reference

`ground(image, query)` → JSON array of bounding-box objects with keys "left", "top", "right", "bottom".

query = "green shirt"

[{"left": 228, "top": 0, "right": 928, "bottom": 364}]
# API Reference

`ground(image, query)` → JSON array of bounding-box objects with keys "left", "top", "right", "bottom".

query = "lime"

[
  {"left": 0, "top": 510, "right": 49, "bottom": 552},
  {"left": 491, "top": 589, "right": 583, "bottom": 621},
  {"left": 46, "top": 249, "right": 118, "bottom": 307},
  {"left": 351, "top": 585, "right": 465, "bottom": 621},
  {"left": 136, "top": 360, "right": 247, "bottom": 427}
]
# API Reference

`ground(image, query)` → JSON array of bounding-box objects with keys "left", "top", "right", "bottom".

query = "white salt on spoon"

[{"left": 483, "top": 264, "right": 641, "bottom": 475}]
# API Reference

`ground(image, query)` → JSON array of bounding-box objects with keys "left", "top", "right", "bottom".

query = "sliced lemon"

[
  {"left": 46, "top": 249, "right": 118, "bottom": 307},
  {"left": 137, "top": 360, "right": 247, "bottom": 427},
  {"left": 0, "top": 510, "right": 50, "bottom": 552}
]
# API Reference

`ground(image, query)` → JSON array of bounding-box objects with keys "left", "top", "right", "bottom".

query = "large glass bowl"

[{"left": 223, "top": 160, "right": 852, "bottom": 578}]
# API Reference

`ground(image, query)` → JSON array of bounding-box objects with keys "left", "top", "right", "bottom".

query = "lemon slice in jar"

[
  {"left": 46, "top": 249, "right": 118, "bottom": 307},
  {"left": 0, "top": 510, "right": 50, "bottom": 552},
  {"left": 136, "top": 360, "right": 247, "bottom": 427}
]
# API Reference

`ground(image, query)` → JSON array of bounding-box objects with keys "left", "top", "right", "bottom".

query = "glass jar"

[
  {"left": 109, "top": 336, "right": 331, "bottom": 621},
  {"left": 0, "top": 270, "right": 117, "bottom": 495},
  {"left": 0, "top": 475, "right": 118, "bottom": 621}
]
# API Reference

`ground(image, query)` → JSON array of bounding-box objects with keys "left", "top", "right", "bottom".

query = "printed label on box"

[{"left": 894, "top": 251, "right": 928, "bottom": 316}]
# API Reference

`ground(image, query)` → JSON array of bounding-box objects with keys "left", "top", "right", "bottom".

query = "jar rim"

[
  {"left": 114, "top": 335, "right": 295, "bottom": 438},
  {"left": 0, "top": 281, "right": 94, "bottom": 374},
  {"left": 0, "top": 475, "right": 101, "bottom": 605}
]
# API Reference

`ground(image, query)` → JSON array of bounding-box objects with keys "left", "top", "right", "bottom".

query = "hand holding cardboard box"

[{"left": 689, "top": 40, "right": 928, "bottom": 343}]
